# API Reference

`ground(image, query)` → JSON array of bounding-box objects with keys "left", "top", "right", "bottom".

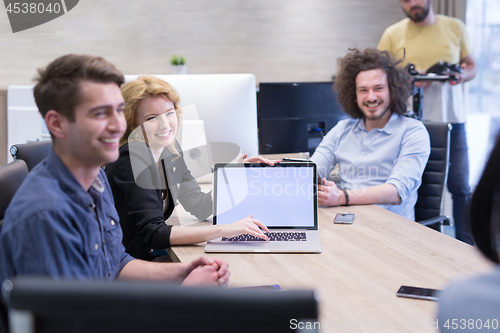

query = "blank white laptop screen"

[{"left": 214, "top": 164, "right": 317, "bottom": 229}]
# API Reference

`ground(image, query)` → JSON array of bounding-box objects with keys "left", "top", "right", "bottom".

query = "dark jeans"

[{"left": 447, "top": 123, "right": 473, "bottom": 245}]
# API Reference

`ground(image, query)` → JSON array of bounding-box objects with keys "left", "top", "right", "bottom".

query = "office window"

[{"left": 466, "top": 0, "right": 500, "bottom": 186}]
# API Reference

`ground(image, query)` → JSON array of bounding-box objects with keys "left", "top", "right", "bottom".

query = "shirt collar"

[
  {"left": 353, "top": 113, "right": 399, "bottom": 134},
  {"left": 45, "top": 149, "right": 103, "bottom": 210},
  {"left": 91, "top": 175, "right": 105, "bottom": 193}
]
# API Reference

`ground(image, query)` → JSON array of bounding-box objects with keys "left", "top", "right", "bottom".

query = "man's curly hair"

[{"left": 334, "top": 48, "right": 411, "bottom": 119}]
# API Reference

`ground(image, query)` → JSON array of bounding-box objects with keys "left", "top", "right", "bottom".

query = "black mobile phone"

[
  {"left": 396, "top": 286, "right": 440, "bottom": 301},
  {"left": 334, "top": 213, "right": 354, "bottom": 224},
  {"left": 282, "top": 158, "right": 323, "bottom": 185}
]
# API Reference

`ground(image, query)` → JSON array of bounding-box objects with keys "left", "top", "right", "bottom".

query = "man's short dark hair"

[
  {"left": 33, "top": 54, "right": 124, "bottom": 122},
  {"left": 334, "top": 48, "right": 411, "bottom": 119}
]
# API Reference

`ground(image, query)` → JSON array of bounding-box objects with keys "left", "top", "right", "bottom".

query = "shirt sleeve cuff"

[
  {"left": 386, "top": 179, "right": 408, "bottom": 205},
  {"left": 119, "top": 252, "right": 135, "bottom": 272}
]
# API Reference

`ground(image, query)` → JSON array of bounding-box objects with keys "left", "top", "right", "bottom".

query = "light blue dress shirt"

[{"left": 311, "top": 113, "right": 430, "bottom": 220}]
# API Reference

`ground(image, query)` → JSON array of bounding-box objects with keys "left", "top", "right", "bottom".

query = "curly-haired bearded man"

[{"left": 311, "top": 48, "right": 430, "bottom": 221}]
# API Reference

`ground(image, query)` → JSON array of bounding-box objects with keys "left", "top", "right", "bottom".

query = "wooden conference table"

[{"left": 168, "top": 203, "right": 493, "bottom": 332}]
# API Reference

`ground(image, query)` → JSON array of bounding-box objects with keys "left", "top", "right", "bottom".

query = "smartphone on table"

[
  {"left": 334, "top": 213, "right": 354, "bottom": 224},
  {"left": 396, "top": 285, "right": 440, "bottom": 301}
]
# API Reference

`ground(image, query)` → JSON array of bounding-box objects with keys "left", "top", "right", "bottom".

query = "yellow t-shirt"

[
  {"left": 378, "top": 15, "right": 472, "bottom": 72},
  {"left": 378, "top": 15, "right": 473, "bottom": 123}
]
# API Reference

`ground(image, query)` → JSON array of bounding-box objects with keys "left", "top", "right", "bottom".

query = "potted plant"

[{"left": 171, "top": 55, "right": 187, "bottom": 74}]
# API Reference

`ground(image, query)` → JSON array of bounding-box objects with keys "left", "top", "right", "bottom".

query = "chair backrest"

[
  {"left": 3, "top": 277, "right": 318, "bottom": 333},
  {"left": 10, "top": 141, "right": 52, "bottom": 171},
  {"left": 415, "top": 122, "right": 451, "bottom": 222},
  {"left": 0, "top": 159, "right": 29, "bottom": 333},
  {"left": 0, "top": 160, "right": 29, "bottom": 222}
]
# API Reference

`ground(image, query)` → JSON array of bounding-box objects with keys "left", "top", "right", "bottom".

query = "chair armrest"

[{"left": 417, "top": 215, "right": 451, "bottom": 227}]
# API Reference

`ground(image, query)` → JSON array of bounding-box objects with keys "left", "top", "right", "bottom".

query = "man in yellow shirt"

[{"left": 378, "top": 0, "right": 477, "bottom": 244}]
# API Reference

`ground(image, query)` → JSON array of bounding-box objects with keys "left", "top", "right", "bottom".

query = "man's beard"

[
  {"left": 363, "top": 103, "right": 391, "bottom": 121},
  {"left": 405, "top": 1, "right": 431, "bottom": 23}
]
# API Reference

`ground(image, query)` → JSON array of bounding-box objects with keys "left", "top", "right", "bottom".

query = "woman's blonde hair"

[{"left": 120, "top": 75, "right": 183, "bottom": 155}]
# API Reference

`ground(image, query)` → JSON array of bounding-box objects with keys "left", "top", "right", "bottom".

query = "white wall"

[
  {"left": 0, "top": 0, "right": 404, "bottom": 88},
  {"left": 0, "top": 0, "right": 406, "bottom": 165}
]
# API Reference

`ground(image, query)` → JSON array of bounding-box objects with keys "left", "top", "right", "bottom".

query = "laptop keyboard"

[{"left": 221, "top": 232, "right": 307, "bottom": 242}]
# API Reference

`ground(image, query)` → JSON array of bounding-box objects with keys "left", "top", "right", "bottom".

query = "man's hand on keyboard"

[{"left": 223, "top": 215, "right": 270, "bottom": 241}]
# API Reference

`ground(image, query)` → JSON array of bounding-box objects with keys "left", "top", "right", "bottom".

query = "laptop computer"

[{"left": 205, "top": 162, "right": 321, "bottom": 253}]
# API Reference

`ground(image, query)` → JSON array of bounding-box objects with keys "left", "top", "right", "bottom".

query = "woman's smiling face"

[{"left": 135, "top": 95, "right": 178, "bottom": 152}]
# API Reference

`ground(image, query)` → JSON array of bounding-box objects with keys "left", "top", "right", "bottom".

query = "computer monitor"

[
  {"left": 3, "top": 277, "right": 319, "bottom": 333},
  {"left": 258, "top": 82, "right": 348, "bottom": 155},
  {"left": 124, "top": 74, "right": 259, "bottom": 159},
  {"left": 6, "top": 85, "right": 51, "bottom": 163}
]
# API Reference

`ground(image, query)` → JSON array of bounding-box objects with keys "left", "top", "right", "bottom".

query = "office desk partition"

[{"left": 168, "top": 204, "right": 492, "bottom": 332}]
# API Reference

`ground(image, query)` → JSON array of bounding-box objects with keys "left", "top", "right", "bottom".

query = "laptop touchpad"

[
  {"left": 248, "top": 242, "right": 280, "bottom": 250},
  {"left": 229, "top": 242, "right": 280, "bottom": 250}
]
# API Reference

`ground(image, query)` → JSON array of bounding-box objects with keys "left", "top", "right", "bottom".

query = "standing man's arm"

[
  {"left": 455, "top": 16, "right": 477, "bottom": 84},
  {"left": 453, "top": 54, "right": 477, "bottom": 84}
]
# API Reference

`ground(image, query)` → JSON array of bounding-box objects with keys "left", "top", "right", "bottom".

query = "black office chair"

[
  {"left": 0, "top": 160, "right": 29, "bottom": 225},
  {"left": 10, "top": 141, "right": 52, "bottom": 171},
  {"left": 3, "top": 277, "right": 318, "bottom": 333},
  {"left": 0, "top": 159, "right": 30, "bottom": 333},
  {"left": 415, "top": 122, "right": 452, "bottom": 232}
]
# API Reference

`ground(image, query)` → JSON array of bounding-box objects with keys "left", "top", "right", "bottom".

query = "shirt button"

[
  {"left": 149, "top": 249, "right": 154, "bottom": 254},
  {"left": 176, "top": 183, "right": 180, "bottom": 189},
  {"left": 111, "top": 220, "right": 115, "bottom": 226},
  {"left": 172, "top": 167, "right": 176, "bottom": 173},
  {"left": 102, "top": 240, "right": 106, "bottom": 246},
  {"left": 95, "top": 243, "right": 98, "bottom": 250},
  {"left": 361, "top": 152, "right": 365, "bottom": 155}
]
